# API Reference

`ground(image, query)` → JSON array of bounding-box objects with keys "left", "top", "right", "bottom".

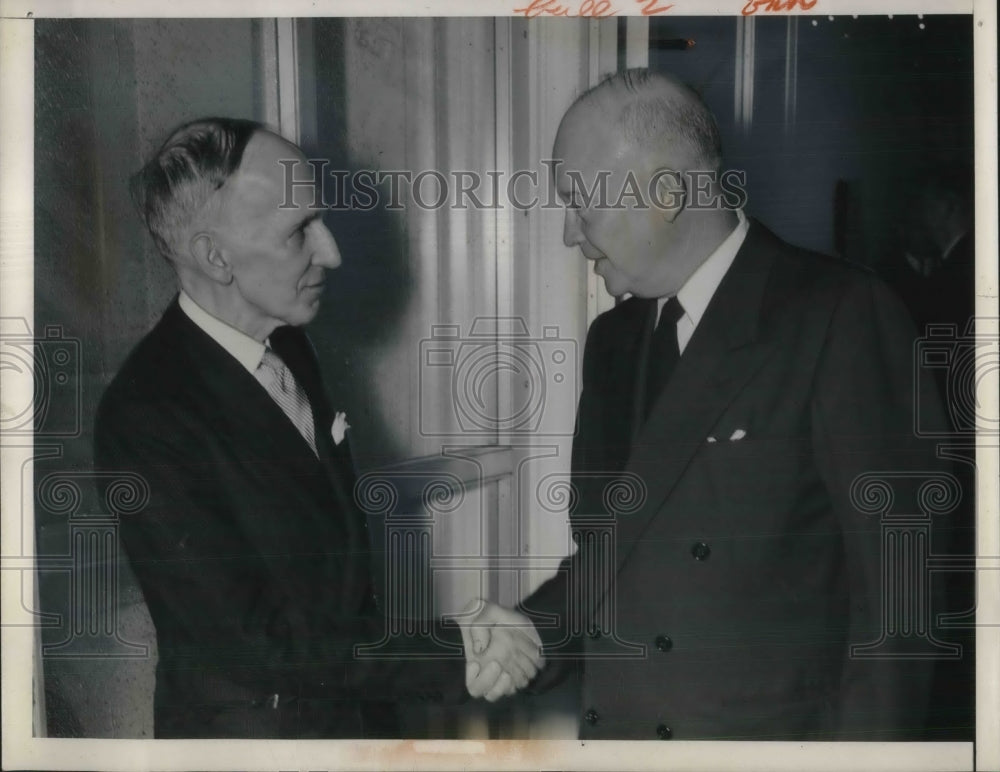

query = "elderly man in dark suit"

[
  {"left": 517, "top": 70, "right": 954, "bottom": 740},
  {"left": 95, "top": 117, "right": 542, "bottom": 738}
]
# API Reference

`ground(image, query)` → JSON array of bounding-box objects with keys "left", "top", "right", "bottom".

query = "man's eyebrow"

[{"left": 294, "top": 210, "right": 324, "bottom": 229}]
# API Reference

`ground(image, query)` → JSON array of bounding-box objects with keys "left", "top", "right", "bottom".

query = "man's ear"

[
  {"left": 189, "top": 232, "right": 233, "bottom": 284},
  {"left": 651, "top": 169, "right": 686, "bottom": 223}
]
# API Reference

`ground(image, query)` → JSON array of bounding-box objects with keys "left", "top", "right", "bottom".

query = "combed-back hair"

[
  {"left": 130, "top": 117, "right": 264, "bottom": 259},
  {"left": 580, "top": 68, "right": 723, "bottom": 171}
]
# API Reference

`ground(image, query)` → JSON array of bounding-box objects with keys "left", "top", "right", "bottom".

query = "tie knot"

[
  {"left": 258, "top": 348, "right": 290, "bottom": 390},
  {"left": 258, "top": 348, "right": 285, "bottom": 374},
  {"left": 658, "top": 296, "right": 685, "bottom": 329}
]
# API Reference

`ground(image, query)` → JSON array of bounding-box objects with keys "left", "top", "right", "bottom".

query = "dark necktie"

[{"left": 644, "top": 296, "right": 685, "bottom": 422}]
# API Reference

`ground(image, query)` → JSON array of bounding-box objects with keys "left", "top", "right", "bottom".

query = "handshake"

[{"left": 456, "top": 599, "right": 546, "bottom": 702}]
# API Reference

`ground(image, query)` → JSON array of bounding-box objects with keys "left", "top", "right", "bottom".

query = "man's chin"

[
  {"left": 600, "top": 276, "right": 627, "bottom": 298},
  {"left": 283, "top": 303, "right": 322, "bottom": 328},
  {"left": 593, "top": 261, "right": 624, "bottom": 297}
]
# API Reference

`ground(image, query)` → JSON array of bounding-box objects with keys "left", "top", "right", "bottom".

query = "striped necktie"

[{"left": 255, "top": 348, "right": 318, "bottom": 457}]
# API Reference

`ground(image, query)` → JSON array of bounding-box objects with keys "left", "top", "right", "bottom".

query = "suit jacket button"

[
  {"left": 691, "top": 542, "right": 711, "bottom": 561},
  {"left": 584, "top": 708, "right": 599, "bottom": 725},
  {"left": 654, "top": 635, "right": 672, "bottom": 652},
  {"left": 656, "top": 724, "right": 673, "bottom": 740}
]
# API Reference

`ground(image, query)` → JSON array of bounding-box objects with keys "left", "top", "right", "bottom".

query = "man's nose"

[
  {"left": 311, "top": 221, "right": 342, "bottom": 269},
  {"left": 562, "top": 208, "right": 584, "bottom": 248}
]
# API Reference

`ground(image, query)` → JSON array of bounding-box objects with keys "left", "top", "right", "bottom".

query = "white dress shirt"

[
  {"left": 658, "top": 209, "right": 750, "bottom": 353},
  {"left": 178, "top": 291, "right": 267, "bottom": 373}
]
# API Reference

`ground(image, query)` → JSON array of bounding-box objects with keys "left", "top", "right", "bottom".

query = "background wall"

[{"left": 648, "top": 14, "right": 974, "bottom": 267}]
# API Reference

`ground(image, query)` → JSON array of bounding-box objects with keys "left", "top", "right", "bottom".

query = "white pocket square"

[
  {"left": 707, "top": 428, "right": 747, "bottom": 443},
  {"left": 331, "top": 411, "right": 350, "bottom": 446}
]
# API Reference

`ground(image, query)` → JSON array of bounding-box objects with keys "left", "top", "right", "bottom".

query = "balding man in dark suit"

[{"left": 517, "top": 70, "right": 953, "bottom": 741}]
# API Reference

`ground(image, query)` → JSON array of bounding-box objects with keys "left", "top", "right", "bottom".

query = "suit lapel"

[
  {"left": 165, "top": 303, "right": 343, "bottom": 526},
  {"left": 628, "top": 299, "right": 658, "bottom": 446},
  {"left": 613, "top": 223, "right": 779, "bottom": 576},
  {"left": 269, "top": 326, "right": 332, "bottom": 457},
  {"left": 162, "top": 301, "right": 372, "bottom": 611},
  {"left": 270, "top": 324, "right": 373, "bottom": 602},
  {"left": 600, "top": 298, "right": 653, "bottom": 470},
  {"left": 269, "top": 326, "right": 359, "bottom": 505}
]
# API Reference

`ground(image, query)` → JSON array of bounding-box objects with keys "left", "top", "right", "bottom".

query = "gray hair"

[
  {"left": 131, "top": 117, "right": 264, "bottom": 259},
  {"left": 581, "top": 68, "right": 722, "bottom": 171}
]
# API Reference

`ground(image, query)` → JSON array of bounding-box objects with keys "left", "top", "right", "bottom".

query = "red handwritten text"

[
  {"left": 636, "top": 0, "right": 675, "bottom": 14},
  {"left": 513, "top": 0, "right": 616, "bottom": 17},
  {"left": 513, "top": 0, "right": 674, "bottom": 18},
  {"left": 741, "top": 0, "right": 817, "bottom": 15}
]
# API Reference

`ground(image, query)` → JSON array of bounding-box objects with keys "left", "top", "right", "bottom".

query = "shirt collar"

[
  {"left": 664, "top": 209, "right": 749, "bottom": 327},
  {"left": 178, "top": 290, "right": 267, "bottom": 374}
]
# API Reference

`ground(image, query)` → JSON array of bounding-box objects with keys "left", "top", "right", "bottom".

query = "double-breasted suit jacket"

[
  {"left": 95, "top": 299, "right": 465, "bottom": 738},
  {"left": 523, "top": 221, "right": 950, "bottom": 740}
]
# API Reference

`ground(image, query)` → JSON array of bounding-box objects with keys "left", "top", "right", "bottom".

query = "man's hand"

[{"left": 457, "top": 599, "right": 545, "bottom": 702}]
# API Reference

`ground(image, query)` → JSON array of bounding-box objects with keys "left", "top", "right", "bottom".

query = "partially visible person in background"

[
  {"left": 882, "top": 163, "right": 976, "bottom": 740},
  {"left": 885, "top": 165, "right": 974, "bottom": 338}
]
